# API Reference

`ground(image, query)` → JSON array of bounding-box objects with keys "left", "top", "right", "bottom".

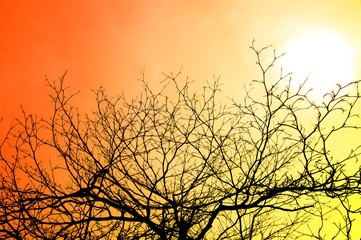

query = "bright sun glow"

[{"left": 283, "top": 31, "right": 354, "bottom": 98}]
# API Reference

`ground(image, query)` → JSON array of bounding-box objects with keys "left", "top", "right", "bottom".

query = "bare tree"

[{"left": 1, "top": 42, "right": 361, "bottom": 239}]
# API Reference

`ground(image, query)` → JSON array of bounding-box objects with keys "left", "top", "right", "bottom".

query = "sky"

[
  {"left": 1, "top": 0, "right": 361, "bottom": 237},
  {"left": 2, "top": 0, "right": 361, "bottom": 133}
]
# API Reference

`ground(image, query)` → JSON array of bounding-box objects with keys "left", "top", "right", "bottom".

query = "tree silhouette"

[{"left": 1, "top": 42, "right": 361, "bottom": 239}]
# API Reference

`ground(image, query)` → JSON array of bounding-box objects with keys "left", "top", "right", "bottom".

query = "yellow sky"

[{"left": 1, "top": 0, "right": 361, "bottom": 129}]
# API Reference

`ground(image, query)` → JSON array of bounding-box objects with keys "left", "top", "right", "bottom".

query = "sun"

[{"left": 282, "top": 31, "right": 354, "bottom": 98}]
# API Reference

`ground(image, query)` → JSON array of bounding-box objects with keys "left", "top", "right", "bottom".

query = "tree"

[{"left": 1, "top": 42, "right": 361, "bottom": 239}]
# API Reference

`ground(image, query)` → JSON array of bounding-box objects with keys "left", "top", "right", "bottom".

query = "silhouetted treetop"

[{"left": 1, "top": 42, "right": 361, "bottom": 239}]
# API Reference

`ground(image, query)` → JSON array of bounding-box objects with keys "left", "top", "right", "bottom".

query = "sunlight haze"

[{"left": 283, "top": 31, "right": 354, "bottom": 98}]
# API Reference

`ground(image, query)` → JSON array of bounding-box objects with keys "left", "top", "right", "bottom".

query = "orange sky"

[{"left": 1, "top": 0, "right": 361, "bottom": 134}]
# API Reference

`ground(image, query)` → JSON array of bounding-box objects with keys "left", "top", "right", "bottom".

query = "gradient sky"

[
  {"left": 1, "top": 0, "right": 361, "bottom": 135},
  {"left": 1, "top": 1, "right": 361, "bottom": 237}
]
